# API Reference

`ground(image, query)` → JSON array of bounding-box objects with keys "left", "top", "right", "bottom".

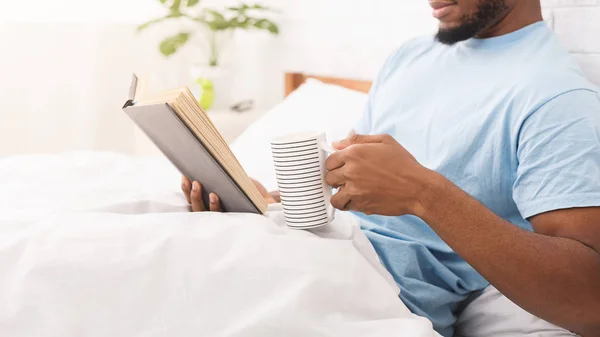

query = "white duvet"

[{"left": 0, "top": 152, "right": 439, "bottom": 337}]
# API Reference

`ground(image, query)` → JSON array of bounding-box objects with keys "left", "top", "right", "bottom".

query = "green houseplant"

[{"left": 138, "top": 0, "right": 280, "bottom": 109}]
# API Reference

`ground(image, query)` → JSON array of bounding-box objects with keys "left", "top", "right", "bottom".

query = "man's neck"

[{"left": 477, "top": 1, "right": 543, "bottom": 38}]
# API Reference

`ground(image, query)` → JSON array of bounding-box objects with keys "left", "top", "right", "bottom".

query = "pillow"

[
  {"left": 231, "top": 79, "right": 369, "bottom": 191},
  {"left": 454, "top": 285, "right": 577, "bottom": 337}
]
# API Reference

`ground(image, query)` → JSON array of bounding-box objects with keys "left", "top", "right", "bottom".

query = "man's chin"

[
  {"left": 438, "top": 21, "right": 461, "bottom": 31},
  {"left": 435, "top": 25, "right": 477, "bottom": 45}
]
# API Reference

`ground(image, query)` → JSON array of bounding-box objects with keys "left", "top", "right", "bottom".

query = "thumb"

[{"left": 332, "top": 134, "right": 388, "bottom": 150}]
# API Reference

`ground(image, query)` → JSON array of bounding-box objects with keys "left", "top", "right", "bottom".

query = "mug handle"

[{"left": 321, "top": 141, "right": 339, "bottom": 220}]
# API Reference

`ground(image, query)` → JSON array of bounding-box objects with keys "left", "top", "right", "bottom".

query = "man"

[{"left": 182, "top": 0, "right": 600, "bottom": 336}]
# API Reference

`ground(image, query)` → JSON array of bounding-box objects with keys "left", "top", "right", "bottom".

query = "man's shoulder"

[
  {"left": 377, "top": 35, "right": 438, "bottom": 83},
  {"left": 386, "top": 35, "right": 438, "bottom": 63},
  {"left": 515, "top": 53, "right": 599, "bottom": 108},
  {"left": 515, "top": 29, "right": 598, "bottom": 95}
]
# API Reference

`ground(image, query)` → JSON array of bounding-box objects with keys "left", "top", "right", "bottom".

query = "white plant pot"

[{"left": 189, "top": 64, "right": 233, "bottom": 111}]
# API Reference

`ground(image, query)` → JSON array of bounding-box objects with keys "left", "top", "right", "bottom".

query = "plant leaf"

[
  {"left": 251, "top": 4, "right": 270, "bottom": 10},
  {"left": 137, "top": 12, "right": 183, "bottom": 32},
  {"left": 159, "top": 32, "right": 190, "bottom": 57},
  {"left": 170, "top": 0, "right": 182, "bottom": 12},
  {"left": 159, "top": 0, "right": 168, "bottom": 4},
  {"left": 204, "top": 9, "right": 229, "bottom": 31},
  {"left": 206, "top": 9, "right": 225, "bottom": 21},
  {"left": 137, "top": 16, "right": 166, "bottom": 31},
  {"left": 190, "top": 15, "right": 207, "bottom": 24},
  {"left": 227, "top": 3, "right": 272, "bottom": 14},
  {"left": 252, "top": 18, "right": 279, "bottom": 34},
  {"left": 186, "top": 0, "right": 200, "bottom": 6},
  {"left": 237, "top": 17, "right": 251, "bottom": 29}
]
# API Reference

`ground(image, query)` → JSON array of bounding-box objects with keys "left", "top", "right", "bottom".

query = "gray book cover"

[{"left": 122, "top": 76, "right": 261, "bottom": 214}]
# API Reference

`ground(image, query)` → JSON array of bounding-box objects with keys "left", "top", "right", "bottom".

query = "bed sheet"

[{"left": 0, "top": 152, "right": 439, "bottom": 337}]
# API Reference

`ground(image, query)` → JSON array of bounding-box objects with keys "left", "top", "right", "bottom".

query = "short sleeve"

[
  {"left": 513, "top": 89, "right": 600, "bottom": 219},
  {"left": 353, "top": 97, "right": 373, "bottom": 135}
]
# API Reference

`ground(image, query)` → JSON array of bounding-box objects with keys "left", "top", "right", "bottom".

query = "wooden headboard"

[{"left": 285, "top": 72, "right": 373, "bottom": 96}]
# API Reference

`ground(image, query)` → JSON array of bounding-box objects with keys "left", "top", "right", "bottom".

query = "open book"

[{"left": 122, "top": 74, "right": 267, "bottom": 214}]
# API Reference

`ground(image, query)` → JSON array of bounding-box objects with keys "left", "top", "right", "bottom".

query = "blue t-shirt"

[{"left": 353, "top": 21, "right": 600, "bottom": 337}]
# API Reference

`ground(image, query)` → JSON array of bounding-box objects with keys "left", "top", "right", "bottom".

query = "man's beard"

[{"left": 435, "top": 0, "right": 509, "bottom": 45}]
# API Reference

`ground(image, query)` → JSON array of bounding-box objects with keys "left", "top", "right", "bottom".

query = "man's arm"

[
  {"left": 325, "top": 133, "right": 600, "bottom": 335},
  {"left": 420, "top": 174, "right": 600, "bottom": 336}
]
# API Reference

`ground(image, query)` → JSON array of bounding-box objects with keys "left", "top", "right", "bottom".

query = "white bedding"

[
  {"left": 230, "top": 79, "right": 369, "bottom": 191},
  {"left": 0, "top": 152, "right": 439, "bottom": 337}
]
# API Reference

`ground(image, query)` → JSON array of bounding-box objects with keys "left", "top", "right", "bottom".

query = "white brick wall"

[{"left": 542, "top": 0, "right": 600, "bottom": 84}]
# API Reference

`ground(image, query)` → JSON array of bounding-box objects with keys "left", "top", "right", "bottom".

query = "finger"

[
  {"left": 330, "top": 189, "right": 351, "bottom": 211},
  {"left": 190, "top": 181, "right": 206, "bottom": 212},
  {"left": 331, "top": 129, "right": 357, "bottom": 150},
  {"left": 341, "top": 200, "right": 357, "bottom": 212},
  {"left": 251, "top": 178, "right": 270, "bottom": 198},
  {"left": 209, "top": 193, "right": 223, "bottom": 212},
  {"left": 332, "top": 133, "right": 389, "bottom": 150},
  {"left": 326, "top": 151, "right": 346, "bottom": 171},
  {"left": 181, "top": 176, "right": 192, "bottom": 204},
  {"left": 268, "top": 190, "right": 281, "bottom": 204},
  {"left": 325, "top": 169, "right": 346, "bottom": 188}
]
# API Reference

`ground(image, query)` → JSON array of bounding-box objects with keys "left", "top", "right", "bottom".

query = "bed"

[
  {"left": 1, "top": 69, "right": 577, "bottom": 337},
  {"left": 284, "top": 72, "right": 373, "bottom": 96},
  {"left": 0, "top": 73, "right": 444, "bottom": 337}
]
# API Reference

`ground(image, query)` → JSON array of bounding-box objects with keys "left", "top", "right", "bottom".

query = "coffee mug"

[{"left": 270, "top": 132, "right": 337, "bottom": 230}]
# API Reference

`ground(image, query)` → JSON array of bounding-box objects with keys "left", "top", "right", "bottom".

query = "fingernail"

[
  {"left": 192, "top": 181, "right": 199, "bottom": 192},
  {"left": 209, "top": 193, "right": 217, "bottom": 203}
]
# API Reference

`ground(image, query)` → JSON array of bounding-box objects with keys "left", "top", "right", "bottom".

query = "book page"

[{"left": 168, "top": 90, "right": 267, "bottom": 213}]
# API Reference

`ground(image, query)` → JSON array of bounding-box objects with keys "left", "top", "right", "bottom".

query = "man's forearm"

[{"left": 418, "top": 172, "right": 600, "bottom": 335}]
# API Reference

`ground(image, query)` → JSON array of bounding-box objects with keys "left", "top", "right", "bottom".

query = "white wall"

[
  {"left": 233, "top": 0, "right": 437, "bottom": 108},
  {"left": 541, "top": 0, "right": 600, "bottom": 84},
  {"left": 0, "top": 0, "right": 201, "bottom": 156},
  {"left": 0, "top": 22, "right": 193, "bottom": 155},
  {"left": 0, "top": 0, "right": 164, "bottom": 23}
]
